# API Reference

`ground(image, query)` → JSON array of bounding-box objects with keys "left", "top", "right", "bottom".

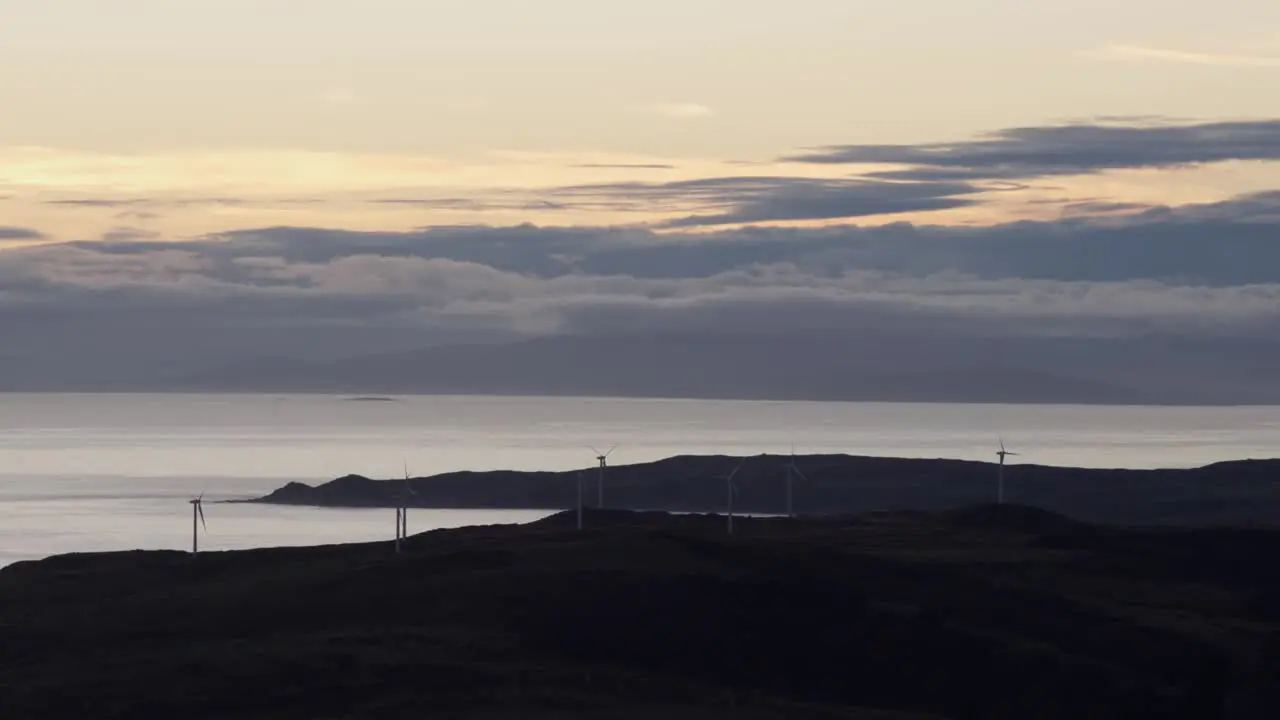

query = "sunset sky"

[
  {"left": 2, "top": 1, "right": 1280, "bottom": 397},
  {"left": 2, "top": 0, "right": 1278, "bottom": 240}
]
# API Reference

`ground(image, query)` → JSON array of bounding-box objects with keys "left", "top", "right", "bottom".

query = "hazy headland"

[{"left": 247, "top": 453, "right": 1280, "bottom": 528}]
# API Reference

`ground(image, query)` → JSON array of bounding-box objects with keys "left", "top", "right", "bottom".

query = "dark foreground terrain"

[
  {"left": 250, "top": 454, "right": 1280, "bottom": 527},
  {"left": 2, "top": 508, "right": 1279, "bottom": 719}
]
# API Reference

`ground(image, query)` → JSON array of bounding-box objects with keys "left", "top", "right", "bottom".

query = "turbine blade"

[
  {"left": 587, "top": 445, "right": 602, "bottom": 457},
  {"left": 728, "top": 456, "right": 748, "bottom": 480},
  {"left": 999, "top": 438, "right": 1005, "bottom": 453},
  {"left": 198, "top": 503, "right": 207, "bottom": 532},
  {"left": 792, "top": 466, "right": 808, "bottom": 481}
]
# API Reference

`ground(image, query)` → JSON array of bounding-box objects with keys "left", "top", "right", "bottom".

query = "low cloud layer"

[
  {"left": 12, "top": 118, "right": 1280, "bottom": 232},
  {"left": 0, "top": 226, "right": 44, "bottom": 241},
  {"left": 4, "top": 117, "right": 1280, "bottom": 400},
  {"left": 551, "top": 177, "right": 982, "bottom": 227},
  {"left": 785, "top": 119, "right": 1280, "bottom": 182},
  {"left": 2, "top": 188, "right": 1280, "bottom": 399},
  {"left": 1090, "top": 44, "right": 1280, "bottom": 69}
]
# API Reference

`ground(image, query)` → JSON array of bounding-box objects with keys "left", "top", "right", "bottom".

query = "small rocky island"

[{"left": 247, "top": 453, "right": 1280, "bottom": 527}]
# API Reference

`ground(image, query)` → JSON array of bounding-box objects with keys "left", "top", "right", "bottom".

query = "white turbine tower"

[
  {"left": 589, "top": 445, "right": 616, "bottom": 509},
  {"left": 394, "top": 503, "right": 402, "bottom": 554},
  {"left": 996, "top": 439, "right": 1019, "bottom": 504},
  {"left": 576, "top": 471, "right": 585, "bottom": 530},
  {"left": 784, "top": 445, "right": 808, "bottom": 519},
  {"left": 401, "top": 462, "right": 415, "bottom": 542},
  {"left": 188, "top": 493, "right": 207, "bottom": 556},
  {"left": 723, "top": 456, "right": 748, "bottom": 535}
]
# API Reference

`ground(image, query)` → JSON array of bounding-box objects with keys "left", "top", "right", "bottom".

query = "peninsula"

[{"left": 247, "top": 454, "right": 1280, "bottom": 527}]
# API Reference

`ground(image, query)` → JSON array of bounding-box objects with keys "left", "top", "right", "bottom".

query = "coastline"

[
  {"left": 241, "top": 453, "right": 1280, "bottom": 528},
  {"left": 3, "top": 388, "right": 1280, "bottom": 407}
]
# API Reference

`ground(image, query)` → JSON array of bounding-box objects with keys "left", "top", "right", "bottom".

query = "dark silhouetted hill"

[
  {"left": 246, "top": 453, "right": 1280, "bottom": 527},
  {"left": 2, "top": 509, "right": 1278, "bottom": 718}
]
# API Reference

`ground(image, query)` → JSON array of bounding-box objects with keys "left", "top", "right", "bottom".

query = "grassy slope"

[{"left": 1, "top": 507, "right": 1278, "bottom": 719}]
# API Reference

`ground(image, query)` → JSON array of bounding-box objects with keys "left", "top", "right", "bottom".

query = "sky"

[{"left": 1, "top": 1, "right": 1280, "bottom": 398}]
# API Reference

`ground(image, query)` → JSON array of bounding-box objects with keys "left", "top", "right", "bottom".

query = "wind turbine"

[
  {"left": 784, "top": 444, "right": 808, "bottom": 519},
  {"left": 401, "top": 461, "right": 415, "bottom": 542},
  {"left": 589, "top": 445, "right": 616, "bottom": 509},
  {"left": 996, "top": 439, "right": 1019, "bottom": 504},
  {"left": 394, "top": 503, "right": 402, "bottom": 554},
  {"left": 723, "top": 456, "right": 749, "bottom": 535},
  {"left": 576, "top": 471, "right": 585, "bottom": 530},
  {"left": 189, "top": 493, "right": 207, "bottom": 556}
]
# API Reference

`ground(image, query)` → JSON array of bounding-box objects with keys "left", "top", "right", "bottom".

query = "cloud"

[
  {"left": 1056, "top": 200, "right": 1154, "bottom": 216},
  {"left": 550, "top": 176, "right": 983, "bottom": 227},
  {"left": 0, "top": 226, "right": 45, "bottom": 241},
  {"left": 368, "top": 195, "right": 642, "bottom": 214},
  {"left": 44, "top": 199, "right": 149, "bottom": 208},
  {"left": 570, "top": 163, "right": 677, "bottom": 170},
  {"left": 5, "top": 191, "right": 1278, "bottom": 315},
  {"left": 12, "top": 118, "right": 1277, "bottom": 243},
  {"left": 646, "top": 103, "right": 713, "bottom": 119},
  {"left": 99, "top": 227, "right": 162, "bottom": 243},
  {"left": 7, "top": 226, "right": 1274, "bottom": 339},
  {"left": 44, "top": 197, "right": 253, "bottom": 208},
  {"left": 4, "top": 192, "right": 1280, "bottom": 397},
  {"left": 5, "top": 112, "right": 1280, "bottom": 395},
  {"left": 1087, "top": 44, "right": 1280, "bottom": 68},
  {"left": 113, "top": 190, "right": 1265, "bottom": 287},
  {"left": 783, "top": 118, "right": 1280, "bottom": 181},
  {"left": 370, "top": 197, "right": 520, "bottom": 210}
]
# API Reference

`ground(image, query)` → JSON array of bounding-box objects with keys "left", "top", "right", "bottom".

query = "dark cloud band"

[
  {"left": 0, "top": 226, "right": 45, "bottom": 241},
  {"left": 783, "top": 119, "right": 1280, "bottom": 181}
]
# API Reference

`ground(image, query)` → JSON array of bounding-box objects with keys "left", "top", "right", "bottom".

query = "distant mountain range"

[
  {"left": 4, "top": 330, "right": 1278, "bottom": 405},
  {"left": 176, "top": 331, "right": 1278, "bottom": 405}
]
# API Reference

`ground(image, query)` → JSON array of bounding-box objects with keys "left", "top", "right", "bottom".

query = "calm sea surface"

[{"left": 1, "top": 393, "right": 1277, "bottom": 567}]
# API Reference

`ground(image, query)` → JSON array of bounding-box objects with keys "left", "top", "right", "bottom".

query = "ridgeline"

[
  {"left": 1, "top": 507, "right": 1278, "bottom": 718},
  {"left": 247, "top": 454, "right": 1280, "bottom": 527}
]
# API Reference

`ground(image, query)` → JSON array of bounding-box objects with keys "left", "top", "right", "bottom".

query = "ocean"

[{"left": 1, "top": 393, "right": 1277, "bottom": 567}]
